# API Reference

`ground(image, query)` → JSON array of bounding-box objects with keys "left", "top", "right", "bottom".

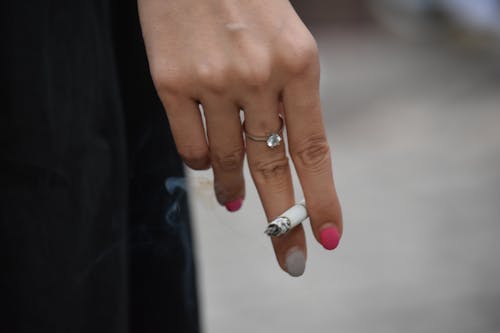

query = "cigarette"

[{"left": 264, "top": 199, "right": 308, "bottom": 237}]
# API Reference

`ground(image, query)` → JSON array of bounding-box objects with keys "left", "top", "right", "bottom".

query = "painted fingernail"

[
  {"left": 320, "top": 226, "right": 340, "bottom": 250},
  {"left": 285, "top": 248, "right": 306, "bottom": 277},
  {"left": 225, "top": 199, "right": 243, "bottom": 212}
]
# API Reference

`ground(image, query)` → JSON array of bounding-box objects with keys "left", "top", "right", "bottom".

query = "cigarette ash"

[{"left": 264, "top": 216, "right": 291, "bottom": 237}]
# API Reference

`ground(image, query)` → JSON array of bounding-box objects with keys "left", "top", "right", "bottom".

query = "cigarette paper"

[{"left": 264, "top": 199, "right": 308, "bottom": 237}]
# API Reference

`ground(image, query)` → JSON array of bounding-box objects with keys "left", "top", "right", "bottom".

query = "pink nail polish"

[
  {"left": 225, "top": 199, "right": 243, "bottom": 212},
  {"left": 320, "top": 226, "right": 340, "bottom": 250}
]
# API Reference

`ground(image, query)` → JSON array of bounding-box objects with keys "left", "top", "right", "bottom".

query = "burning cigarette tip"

[{"left": 264, "top": 200, "right": 307, "bottom": 237}]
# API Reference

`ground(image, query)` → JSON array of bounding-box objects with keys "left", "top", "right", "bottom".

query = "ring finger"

[{"left": 202, "top": 97, "right": 246, "bottom": 211}]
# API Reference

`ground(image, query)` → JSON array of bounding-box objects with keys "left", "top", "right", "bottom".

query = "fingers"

[
  {"left": 164, "top": 94, "right": 246, "bottom": 212},
  {"left": 202, "top": 97, "right": 246, "bottom": 211},
  {"left": 163, "top": 97, "right": 211, "bottom": 170},
  {"left": 283, "top": 72, "right": 343, "bottom": 251},
  {"left": 244, "top": 96, "right": 307, "bottom": 277}
]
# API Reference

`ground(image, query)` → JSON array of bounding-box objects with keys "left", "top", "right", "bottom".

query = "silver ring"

[{"left": 242, "top": 115, "right": 284, "bottom": 149}]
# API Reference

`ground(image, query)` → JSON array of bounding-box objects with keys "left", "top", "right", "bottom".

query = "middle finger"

[{"left": 243, "top": 94, "right": 307, "bottom": 277}]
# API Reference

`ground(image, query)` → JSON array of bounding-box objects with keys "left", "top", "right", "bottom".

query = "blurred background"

[{"left": 187, "top": 1, "right": 500, "bottom": 332}]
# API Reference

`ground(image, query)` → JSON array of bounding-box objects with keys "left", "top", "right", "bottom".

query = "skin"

[{"left": 138, "top": 0, "right": 343, "bottom": 274}]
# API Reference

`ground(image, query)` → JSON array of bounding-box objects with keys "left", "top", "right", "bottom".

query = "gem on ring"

[
  {"left": 266, "top": 133, "right": 282, "bottom": 148},
  {"left": 242, "top": 115, "right": 285, "bottom": 149}
]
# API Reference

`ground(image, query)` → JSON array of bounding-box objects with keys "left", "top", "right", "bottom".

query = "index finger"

[{"left": 282, "top": 70, "right": 343, "bottom": 251}]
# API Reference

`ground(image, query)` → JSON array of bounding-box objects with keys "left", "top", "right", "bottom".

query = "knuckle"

[
  {"left": 212, "top": 147, "right": 245, "bottom": 172},
  {"left": 281, "top": 37, "right": 319, "bottom": 75},
  {"left": 291, "top": 134, "right": 331, "bottom": 172},
  {"left": 251, "top": 156, "right": 290, "bottom": 182},
  {"left": 240, "top": 65, "right": 271, "bottom": 87},
  {"left": 195, "top": 62, "right": 230, "bottom": 93},
  {"left": 151, "top": 66, "right": 187, "bottom": 95},
  {"left": 178, "top": 145, "right": 210, "bottom": 169},
  {"left": 238, "top": 53, "right": 272, "bottom": 87}
]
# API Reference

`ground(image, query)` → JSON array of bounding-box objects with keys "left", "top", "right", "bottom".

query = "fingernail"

[
  {"left": 225, "top": 199, "right": 243, "bottom": 212},
  {"left": 285, "top": 248, "right": 306, "bottom": 277},
  {"left": 320, "top": 226, "right": 340, "bottom": 250}
]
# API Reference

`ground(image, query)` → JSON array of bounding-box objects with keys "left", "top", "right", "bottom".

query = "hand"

[{"left": 138, "top": 0, "right": 342, "bottom": 276}]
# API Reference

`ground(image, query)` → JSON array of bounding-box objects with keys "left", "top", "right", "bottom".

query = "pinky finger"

[{"left": 164, "top": 98, "right": 210, "bottom": 170}]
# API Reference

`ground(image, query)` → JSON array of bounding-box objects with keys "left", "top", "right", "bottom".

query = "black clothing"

[{"left": 0, "top": 1, "right": 200, "bottom": 332}]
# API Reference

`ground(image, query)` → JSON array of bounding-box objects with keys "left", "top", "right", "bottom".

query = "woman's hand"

[{"left": 138, "top": 0, "right": 342, "bottom": 276}]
